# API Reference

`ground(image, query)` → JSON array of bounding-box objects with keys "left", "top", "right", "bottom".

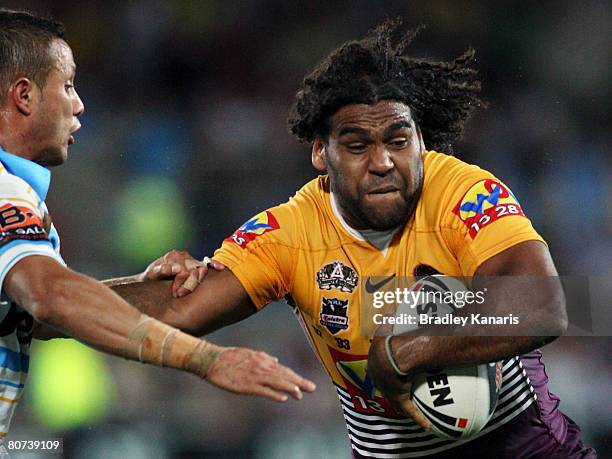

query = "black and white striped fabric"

[{"left": 336, "top": 357, "right": 535, "bottom": 458}]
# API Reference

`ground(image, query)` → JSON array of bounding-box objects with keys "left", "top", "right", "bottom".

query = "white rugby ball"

[
  {"left": 390, "top": 275, "right": 501, "bottom": 439},
  {"left": 411, "top": 362, "right": 503, "bottom": 440}
]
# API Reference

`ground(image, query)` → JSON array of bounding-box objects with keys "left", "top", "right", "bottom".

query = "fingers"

[
  {"left": 251, "top": 353, "right": 316, "bottom": 401},
  {"left": 172, "top": 270, "right": 193, "bottom": 297},
  {"left": 272, "top": 364, "right": 317, "bottom": 395},
  {"left": 205, "top": 348, "right": 316, "bottom": 403},
  {"left": 146, "top": 262, "right": 182, "bottom": 280},
  {"left": 203, "top": 257, "right": 225, "bottom": 271},
  {"left": 251, "top": 386, "right": 289, "bottom": 403},
  {"left": 262, "top": 372, "right": 304, "bottom": 400},
  {"left": 398, "top": 396, "right": 432, "bottom": 431},
  {"left": 175, "top": 266, "right": 207, "bottom": 298},
  {"left": 143, "top": 250, "right": 203, "bottom": 281},
  {"left": 175, "top": 259, "right": 225, "bottom": 298},
  {"left": 249, "top": 356, "right": 298, "bottom": 401},
  {"left": 181, "top": 273, "right": 200, "bottom": 292},
  {"left": 184, "top": 259, "right": 203, "bottom": 271},
  {"left": 145, "top": 260, "right": 200, "bottom": 283}
]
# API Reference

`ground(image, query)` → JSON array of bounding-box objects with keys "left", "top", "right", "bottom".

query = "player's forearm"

[
  {"left": 390, "top": 335, "right": 553, "bottom": 375},
  {"left": 32, "top": 273, "right": 177, "bottom": 340},
  {"left": 110, "top": 279, "right": 191, "bottom": 330},
  {"left": 112, "top": 274, "right": 256, "bottom": 336},
  {"left": 389, "top": 276, "right": 566, "bottom": 373},
  {"left": 6, "top": 260, "right": 223, "bottom": 377},
  {"left": 31, "top": 270, "right": 144, "bottom": 353},
  {"left": 101, "top": 274, "right": 142, "bottom": 288}
]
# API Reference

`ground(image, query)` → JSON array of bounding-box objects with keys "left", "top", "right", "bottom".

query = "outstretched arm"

[
  {"left": 5, "top": 256, "right": 315, "bottom": 401},
  {"left": 32, "top": 250, "right": 217, "bottom": 340},
  {"left": 112, "top": 267, "right": 257, "bottom": 336}
]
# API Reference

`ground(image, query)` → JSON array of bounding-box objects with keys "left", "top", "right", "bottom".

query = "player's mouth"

[
  {"left": 367, "top": 185, "right": 399, "bottom": 195},
  {"left": 68, "top": 124, "right": 81, "bottom": 145}
]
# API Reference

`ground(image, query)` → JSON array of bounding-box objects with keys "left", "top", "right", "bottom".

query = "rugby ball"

[
  {"left": 411, "top": 362, "right": 502, "bottom": 440},
  {"left": 391, "top": 275, "right": 502, "bottom": 439}
]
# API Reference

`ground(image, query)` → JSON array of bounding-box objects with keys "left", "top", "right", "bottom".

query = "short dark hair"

[
  {"left": 0, "top": 9, "right": 65, "bottom": 99},
  {"left": 288, "top": 19, "right": 486, "bottom": 153}
]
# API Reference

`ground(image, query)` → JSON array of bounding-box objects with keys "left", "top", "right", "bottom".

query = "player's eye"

[
  {"left": 347, "top": 142, "right": 368, "bottom": 153},
  {"left": 388, "top": 137, "right": 408, "bottom": 148},
  {"left": 65, "top": 82, "right": 75, "bottom": 93}
]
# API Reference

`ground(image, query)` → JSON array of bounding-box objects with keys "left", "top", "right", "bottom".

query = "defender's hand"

[
  {"left": 169, "top": 255, "right": 224, "bottom": 298},
  {"left": 367, "top": 335, "right": 432, "bottom": 431},
  {"left": 174, "top": 256, "right": 225, "bottom": 298},
  {"left": 205, "top": 348, "right": 317, "bottom": 402},
  {"left": 139, "top": 250, "right": 224, "bottom": 297}
]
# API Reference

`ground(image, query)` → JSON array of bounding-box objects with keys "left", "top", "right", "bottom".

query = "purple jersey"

[{"left": 345, "top": 351, "right": 596, "bottom": 458}]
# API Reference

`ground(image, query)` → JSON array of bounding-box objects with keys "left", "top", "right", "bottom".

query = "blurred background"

[{"left": 1, "top": 0, "right": 610, "bottom": 457}]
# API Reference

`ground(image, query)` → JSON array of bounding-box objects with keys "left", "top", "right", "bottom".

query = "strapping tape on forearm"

[
  {"left": 188, "top": 340, "right": 224, "bottom": 377},
  {"left": 126, "top": 314, "right": 223, "bottom": 378}
]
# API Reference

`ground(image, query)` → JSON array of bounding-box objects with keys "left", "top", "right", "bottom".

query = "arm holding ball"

[{"left": 367, "top": 240, "right": 567, "bottom": 429}]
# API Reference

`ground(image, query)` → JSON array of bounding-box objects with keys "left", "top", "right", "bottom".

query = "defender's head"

[{"left": 0, "top": 9, "right": 84, "bottom": 166}]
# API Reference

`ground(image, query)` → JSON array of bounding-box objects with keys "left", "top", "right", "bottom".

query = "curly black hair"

[{"left": 288, "top": 19, "right": 486, "bottom": 153}]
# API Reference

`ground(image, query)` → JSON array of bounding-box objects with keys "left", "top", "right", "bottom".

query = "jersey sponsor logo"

[
  {"left": 316, "top": 261, "right": 358, "bottom": 293},
  {"left": 225, "top": 211, "right": 279, "bottom": 248},
  {"left": 452, "top": 179, "right": 525, "bottom": 239},
  {"left": 0, "top": 204, "right": 47, "bottom": 248},
  {"left": 329, "top": 347, "right": 398, "bottom": 417},
  {"left": 319, "top": 297, "right": 349, "bottom": 334},
  {"left": 364, "top": 274, "right": 395, "bottom": 293}
]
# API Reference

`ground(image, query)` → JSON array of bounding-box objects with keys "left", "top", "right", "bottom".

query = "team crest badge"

[
  {"left": 225, "top": 211, "right": 279, "bottom": 248},
  {"left": 319, "top": 298, "right": 349, "bottom": 334},
  {"left": 316, "top": 261, "right": 358, "bottom": 293},
  {"left": 452, "top": 179, "right": 525, "bottom": 239}
]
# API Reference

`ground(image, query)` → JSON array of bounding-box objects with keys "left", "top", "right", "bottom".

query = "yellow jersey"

[{"left": 214, "top": 151, "right": 544, "bottom": 457}]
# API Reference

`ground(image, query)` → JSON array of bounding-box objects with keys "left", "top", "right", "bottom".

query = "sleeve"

[
  {"left": 0, "top": 179, "right": 63, "bottom": 293},
  {"left": 441, "top": 172, "right": 545, "bottom": 277},
  {"left": 212, "top": 208, "right": 296, "bottom": 310}
]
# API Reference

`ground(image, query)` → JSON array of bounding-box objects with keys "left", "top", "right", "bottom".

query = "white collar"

[{"left": 330, "top": 191, "right": 400, "bottom": 253}]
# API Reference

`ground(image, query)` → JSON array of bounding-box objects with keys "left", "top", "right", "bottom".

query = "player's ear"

[
  {"left": 11, "top": 77, "right": 37, "bottom": 115},
  {"left": 415, "top": 124, "right": 425, "bottom": 155},
  {"left": 312, "top": 137, "right": 327, "bottom": 172}
]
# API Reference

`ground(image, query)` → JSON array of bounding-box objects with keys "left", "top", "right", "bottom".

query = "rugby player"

[
  {"left": 0, "top": 8, "right": 315, "bottom": 443},
  {"left": 122, "top": 20, "right": 595, "bottom": 458}
]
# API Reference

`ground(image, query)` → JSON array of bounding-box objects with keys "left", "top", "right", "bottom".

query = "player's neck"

[
  {"left": 0, "top": 119, "right": 36, "bottom": 161},
  {"left": 330, "top": 191, "right": 401, "bottom": 251}
]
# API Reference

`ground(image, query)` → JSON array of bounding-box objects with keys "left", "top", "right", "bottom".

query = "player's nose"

[
  {"left": 73, "top": 90, "right": 85, "bottom": 117},
  {"left": 368, "top": 144, "right": 394, "bottom": 175}
]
